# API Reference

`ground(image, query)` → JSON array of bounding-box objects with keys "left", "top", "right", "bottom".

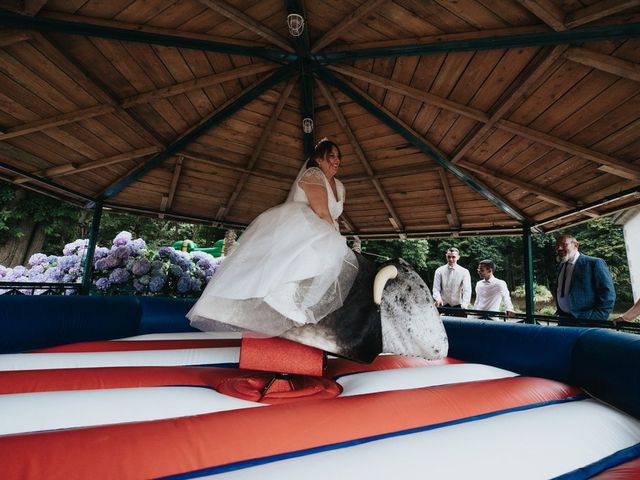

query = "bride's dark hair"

[{"left": 306, "top": 138, "right": 341, "bottom": 168}]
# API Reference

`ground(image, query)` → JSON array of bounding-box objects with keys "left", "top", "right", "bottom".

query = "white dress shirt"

[
  {"left": 474, "top": 275, "right": 514, "bottom": 314},
  {"left": 556, "top": 252, "right": 580, "bottom": 314},
  {"left": 433, "top": 264, "right": 472, "bottom": 307}
]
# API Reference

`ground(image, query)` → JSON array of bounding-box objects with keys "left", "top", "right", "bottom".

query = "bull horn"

[{"left": 373, "top": 265, "right": 398, "bottom": 305}]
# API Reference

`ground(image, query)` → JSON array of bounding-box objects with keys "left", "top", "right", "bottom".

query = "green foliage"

[
  {"left": 512, "top": 283, "right": 553, "bottom": 303},
  {"left": 361, "top": 239, "right": 430, "bottom": 269}
]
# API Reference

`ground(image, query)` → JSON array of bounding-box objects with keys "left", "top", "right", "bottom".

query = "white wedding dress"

[{"left": 187, "top": 167, "right": 358, "bottom": 336}]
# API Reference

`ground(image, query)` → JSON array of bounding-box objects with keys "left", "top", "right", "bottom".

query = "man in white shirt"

[
  {"left": 474, "top": 260, "right": 515, "bottom": 320},
  {"left": 432, "top": 247, "right": 471, "bottom": 317}
]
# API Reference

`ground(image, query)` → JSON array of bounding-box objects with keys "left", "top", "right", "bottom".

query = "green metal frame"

[
  {"left": 80, "top": 199, "right": 103, "bottom": 295},
  {"left": 522, "top": 223, "right": 535, "bottom": 324},
  {"left": 314, "top": 22, "right": 640, "bottom": 63},
  {"left": 0, "top": 10, "right": 294, "bottom": 63}
]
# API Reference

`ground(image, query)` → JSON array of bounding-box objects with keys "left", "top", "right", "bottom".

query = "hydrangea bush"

[{"left": 0, "top": 231, "right": 223, "bottom": 297}]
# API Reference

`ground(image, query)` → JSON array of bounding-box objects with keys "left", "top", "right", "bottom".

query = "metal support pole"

[
  {"left": 81, "top": 199, "right": 103, "bottom": 295},
  {"left": 522, "top": 222, "right": 535, "bottom": 324}
]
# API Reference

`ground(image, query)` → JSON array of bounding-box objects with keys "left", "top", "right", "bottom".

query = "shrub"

[{"left": 512, "top": 283, "right": 553, "bottom": 303}]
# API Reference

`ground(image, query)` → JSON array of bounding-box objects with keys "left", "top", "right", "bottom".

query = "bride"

[{"left": 187, "top": 139, "right": 358, "bottom": 336}]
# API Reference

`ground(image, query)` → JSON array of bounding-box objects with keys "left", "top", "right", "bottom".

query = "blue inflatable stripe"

[
  {"left": 160, "top": 395, "right": 587, "bottom": 479},
  {"left": 551, "top": 443, "right": 640, "bottom": 480}
]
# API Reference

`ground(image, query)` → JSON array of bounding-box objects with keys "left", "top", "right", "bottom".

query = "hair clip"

[{"left": 314, "top": 137, "right": 329, "bottom": 149}]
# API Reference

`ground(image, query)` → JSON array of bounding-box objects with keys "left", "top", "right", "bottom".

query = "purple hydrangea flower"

[
  {"left": 93, "top": 247, "right": 109, "bottom": 260},
  {"left": 109, "top": 268, "right": 130, "bottom": 284},
  {"left": 149, "top": 275, "right": 165, "bottom": 292},
  {"left": 94, "top": 258, "right": 108, "bottom": 271},
  {"left": 169, "top": 264, "right": 183, "bottom": 277},
  {"left": 158, "top": 247, "right": 175, "bottom": 259},
  {"left": 104, "top": 254, "right": 120, "bottom": 269},
  {"left": 113, "top": 231, "right": 132, "bottom": 247},
  {"left": 131, "top": 238, "right": 146, "bottom": 252},
  {"left": 131, "top": 258, "right": 151, "bottom": 276},
  {"left": 113, "top": 246, "right": 131, "bottom": 261},
  {"left": 191, "top": 278, "right": 203, "bottom": 292},
  {"left": 95, "top": 277, "right": 111, "bottom": 290},
  {"left": 177, "top": 275, "right": 192, "bottom": 293},
  {"left": 28, "top": 253, "right": 49, "bottom": 266},
  {"left": 133, "top": 279, "right": 146, "bottom": 292},
  {"left": 138, "top": 274, "right": 150, "bottom": 285}
]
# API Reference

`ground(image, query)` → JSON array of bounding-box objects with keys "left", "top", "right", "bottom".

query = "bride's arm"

[{"left": 300, "top": 182, "right": 333, "bottom": 226}]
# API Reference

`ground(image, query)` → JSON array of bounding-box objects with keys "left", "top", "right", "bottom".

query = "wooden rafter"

[
  {"left": 341, "top": 163, "right": 441, "bottom": 183},
  {"left": 13, "top": 147, "right": 162, "bottom": 184},
  {"left": 496, "top": 120, "right": 640, "bottom": 181},
  {"left": 30, "top": 33, "right": 164, "bottom": 149},
  {"left": 317, "top": 70, "right": 533, "bottom": 224},
  {"left": 339, "top": 211, "right": 358, "bottom": 234},
  {"left": 321, "top": 25, "right": 548, "bottom": 52},
  {"left": 437, "top": 168, "right": 460, "bottom": 228},
  {"left": 317, "top": 79, "right": 406, "bottom": 235},
  {"left": 458, "top": 161, "right": 578, "bottom": 208},
  {"left": 563, "top": 46, "right": 640, "bottom": 82},
  {"left": 0, "top": 105, "right": 115, "bottom": 141},
  {"left": 121, "top": 63, "right": 276, "bottom": 108},
  {"left": 215, "top": 76, "right": 297, "bottom": 221},
  {"left": 23, "top": 0, "right": 49, "bottom": 16},
  {"left": 514, "top": 0, "right": 567, "bottom": 31},
  {"left": 182, "top": 151, "right": 283, "bottom": 183},
  {"left": 0, "top": 29, "right": 31, "bottom": 47},
  {"left": 311, "top": 0, "right": 389, "bottom": 52},
  {"left": 565, "top": 0, "right": 640, "bottom": 29},
  {"left": 450, "top": 45, "right": 567, "bottom": 165},
  {"left": 41, "top": 11, "right": 272, "bottom": 48},
  {"left": 330, "top": 61, "right": 640, "bottom": 181},
  {"left": 162, "top": 156, "right": 183, "bottom": 215},
  {"left": 197, "top": 0, "right": 293, "bottom": 52}
]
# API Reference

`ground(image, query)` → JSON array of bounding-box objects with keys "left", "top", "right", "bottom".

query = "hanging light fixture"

[
  {"left": 302, "top": 117, "right": 314, "bottom": 133},
  {"left": 287, "top": 13, "right": 304, "bottom": 36}
]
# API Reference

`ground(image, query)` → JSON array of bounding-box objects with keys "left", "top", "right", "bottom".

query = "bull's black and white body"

[{"left": 281, "top": 254, "right": 448, "bottom": 363}]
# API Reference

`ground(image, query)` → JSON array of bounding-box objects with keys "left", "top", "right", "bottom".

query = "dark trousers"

[{"left": 556, "top": 307, "right": 575, "bottom": 326}]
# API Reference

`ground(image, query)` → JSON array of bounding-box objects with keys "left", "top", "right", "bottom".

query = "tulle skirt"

[{"left": 187, "top": 202, "right": 358, "bottom": 336}]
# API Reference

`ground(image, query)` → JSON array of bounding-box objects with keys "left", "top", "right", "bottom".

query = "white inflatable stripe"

[
  {"left": 338, "top": 363, "right": 517, "bottom": 396},
  {"left": 205, "top": 399, "right": 640, "bottom": 480},
  {"left": 0, "top": 386, "right": 263, "bottom": 436},
  {"left": 117, "top": 332, "right": 242, "bottom": 341},
  {"left": 0, "top": 347, "right": 239, "bottom": 371}
]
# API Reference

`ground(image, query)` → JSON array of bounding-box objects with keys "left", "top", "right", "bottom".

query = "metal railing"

[
  {"left": 438, "top": 306, "right": 640, "bottom": 334},
  {"left": 0, "top": 282, "right": 80, "bottom": 296}
]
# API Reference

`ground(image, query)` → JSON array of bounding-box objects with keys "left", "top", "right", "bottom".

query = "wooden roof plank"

[
  {"left": 564, "top": 46, "right": 640, "bottom": 82},
  {"left": 513, "top": 0, "right": 567, "bottom": 31},
  {"left": 565, "top": 0, "right": 640, "bottom": 29}
]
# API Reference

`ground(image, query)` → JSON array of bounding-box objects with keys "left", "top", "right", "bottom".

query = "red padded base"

[{"left": 239, "top": 335, "right": 324, "bottom": 376}]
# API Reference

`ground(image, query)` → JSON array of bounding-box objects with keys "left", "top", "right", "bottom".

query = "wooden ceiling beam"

[
  {"left": 565, "top": 0, "right": 640, "bottom": 29},
  {"left": 311, "top": 0, "right": 389, "bottom": 52},
  {"left": 317, "top": 79, "right": 406, "bottom": 235},
  {"left": 514, "top": 0, "right": 567, "bottom": 31},
  {"left": 162, "top": 156, "right": 183, "bottom": 215},
  {"left": 121, "top": 63, "right": 276, "bottom": 108},
  {"left": 0, "top": 29, "right": 32, "bottom": 47},
  {"left": 216, "top": 76, "right": 297, "bottom": 221},
  {"left": 450, "top": 45, "right": 566, "bottom": 164},
  {"left": 331, "top": 60, "right": 640, "bottom": 181},
  {"left": 437, "top": 168, "right": 460, "bottom": 228},
  {"left": 563, "top": 46, "right": 640, "bottom": 82},
  {"left": 458, "top": 160, "right": 578, "bottom": 208},
  {"left": 327, "top": 64, "right": 488, "bottom": 122},
  {"left": 497, "top": 119, "right": 640, "bottom": 180},
  {"left": 341, "top": 163, "right": 441, "bottom": 183},
  {"left": 30, "top": 32, "right": 164, "bottom": 148},
  {"left": 100, "top": 66, "right": 293, "bottom": 200},
  {"left": 181, "top": 151, "right": 284, "bottom": 183},
  {"left": 317, "top": 68, "right": 532, "bottom": 224},
  {"left": 0, "top": 105, "right": 115, "bottom": 141},
  {"left": 197, "top": 0, "right": 293, "bottom": 52},
  {"left": 13, "top": 146, "right": 163, "bottom": 184},
  {"left": 23, "top": 0, "right": 49, "bottom": 16}
]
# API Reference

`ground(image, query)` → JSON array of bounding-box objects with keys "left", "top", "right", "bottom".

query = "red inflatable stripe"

[
  {"left": 0, "top": 376, "right": 581, "bottom": 479},
  {"left": 0, "top": 356, "right": 460, "bottom": 395},
  {"left": 592, "top": 456, "right": 640, "bottom": 479},
  {"left": 31, "top": 339, "right": 241, "bottom": 352}
]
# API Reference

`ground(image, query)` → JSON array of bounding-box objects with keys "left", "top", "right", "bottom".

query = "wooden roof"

[{"left": 0, "top": 0, "right": 639, "bottom": 238}]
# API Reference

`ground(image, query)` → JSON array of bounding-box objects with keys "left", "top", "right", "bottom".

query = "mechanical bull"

[{"left": 279, "top": 254, "right": 448, "bottom": 363}]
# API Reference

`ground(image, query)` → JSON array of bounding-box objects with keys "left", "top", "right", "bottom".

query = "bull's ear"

[{"left": 373, "top": 265, "right": 398, "bottom": 304}]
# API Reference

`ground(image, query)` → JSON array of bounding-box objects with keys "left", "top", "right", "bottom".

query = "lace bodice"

[{"left": 292, "top": 167, "right": 345, "bottom": 224}]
